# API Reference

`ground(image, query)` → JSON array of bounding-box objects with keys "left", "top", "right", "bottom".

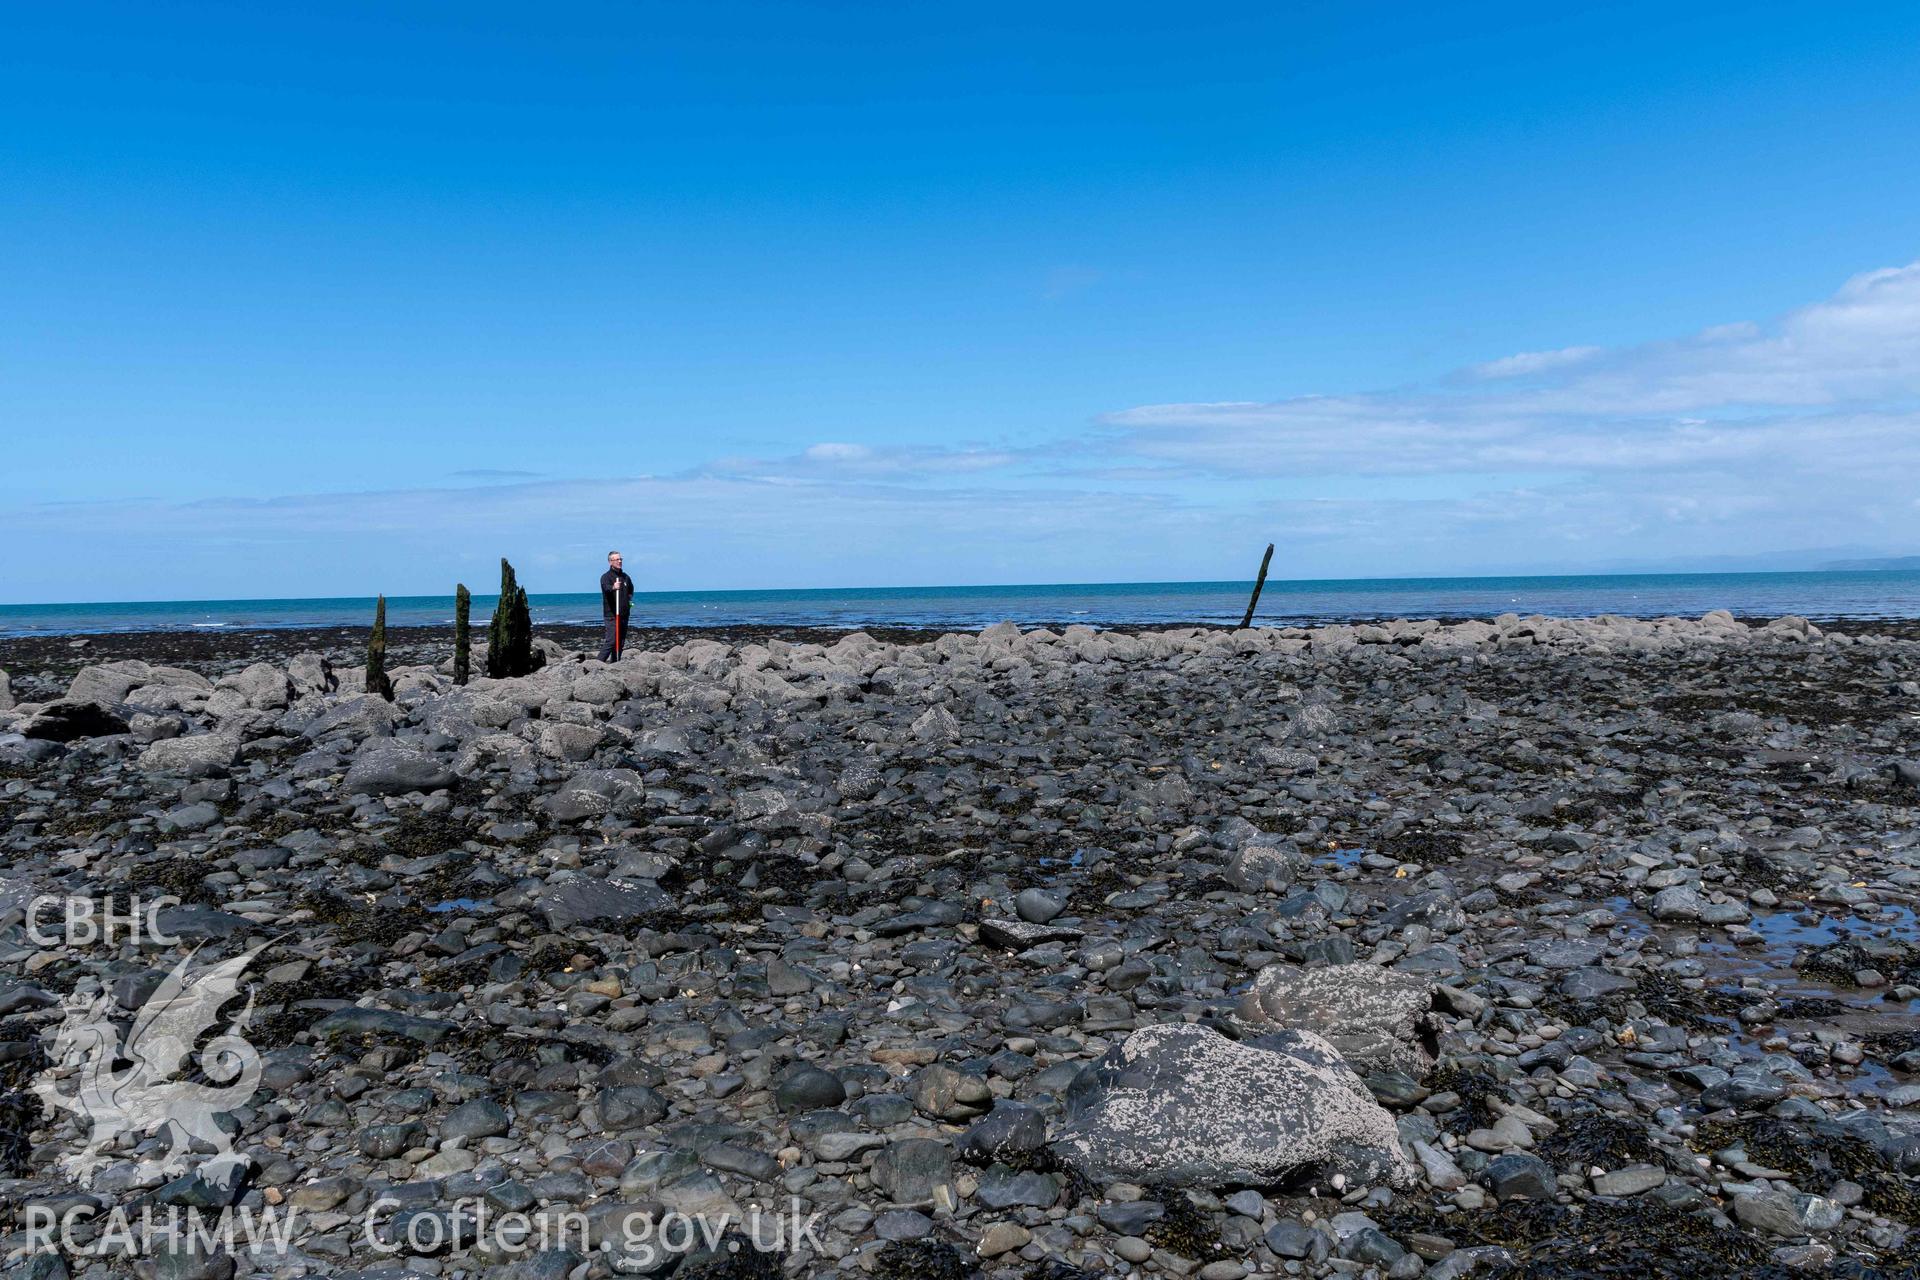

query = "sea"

[{"left": 4, "top": 570, "right": 1920, "bottom": 638}]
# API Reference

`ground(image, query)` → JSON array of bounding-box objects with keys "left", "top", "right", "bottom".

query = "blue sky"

[{"left": 4, "top": 1, "right": 1920, "bottom": 602}]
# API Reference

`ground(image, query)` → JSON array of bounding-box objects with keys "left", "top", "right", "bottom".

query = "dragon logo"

[{"left": 34, "top": 945, "right": 265, "bottom": 1185}]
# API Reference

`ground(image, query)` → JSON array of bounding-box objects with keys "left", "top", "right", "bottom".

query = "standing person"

[{"left": 600, "top": 551, "right": 634, "bottom": 662}]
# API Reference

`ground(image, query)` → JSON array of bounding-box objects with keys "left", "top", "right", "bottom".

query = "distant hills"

[{"left": 1820, "top": 555, "right": 1920, "bottom": 571}]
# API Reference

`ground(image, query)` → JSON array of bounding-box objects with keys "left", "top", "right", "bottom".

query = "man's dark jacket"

[{"left": 600, "top": 568, "right": 634, "bottom": 618}]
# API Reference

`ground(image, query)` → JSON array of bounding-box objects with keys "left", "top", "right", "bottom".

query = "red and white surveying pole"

[{"left": 612, "top": 573, "right": 625, "bottom": 660}]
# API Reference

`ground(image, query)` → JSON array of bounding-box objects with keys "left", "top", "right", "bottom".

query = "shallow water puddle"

[{"left": 1313, "top": 846, "right": 1365, "bottom": 872}]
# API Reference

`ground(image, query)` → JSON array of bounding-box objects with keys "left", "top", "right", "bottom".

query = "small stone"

[
  {"left": 438, "top": 1099, "right": 510, "bottom": 1141},
  {"left": 1483, "top": 1152, "right": 1556, "bottom": 1201},
  {"left": 1591, "top": 1165, "right": 1665, "bottom": 1196},
  {"left": 775, "top": 1065, "right": 846, "bottom": 1113},
  {"left": 1265, "top": 1220, "right": 1318, "bottom": 1259},
  {"left": 1014, "top": 888, "right": 1066, "bottom": 924},
  {"left": 976, "top": 1222, "right": 1030, "bottom": 1258}
]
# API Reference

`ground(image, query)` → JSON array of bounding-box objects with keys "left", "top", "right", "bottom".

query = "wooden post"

[
  {"left": 453, "top": 583, "right": 471, "bottom": 686},
  {"left": 1239, "top": 544, "right": 1274, "bottom": 629},
  {"left": 366, "top": 595, "right": 394, "bottom": 701}
]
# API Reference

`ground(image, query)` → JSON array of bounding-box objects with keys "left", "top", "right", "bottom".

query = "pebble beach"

[{"left": 1, "top": 610, "right": 1918, "bottom": 1279}]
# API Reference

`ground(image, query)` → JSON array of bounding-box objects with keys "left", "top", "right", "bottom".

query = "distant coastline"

[{"left": 1820, "top": 555, "right": 1920, "bottom": 571}]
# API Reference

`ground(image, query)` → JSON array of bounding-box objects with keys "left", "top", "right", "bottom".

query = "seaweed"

[
  {"left": 0, "top": 1029, "right": 50, "bottom": 1175},
  {"left": 1537, "top": 1110, "right": 1663, "bottom": 1173},
  {"left": 294, "top": 887, "right": 432, "bottom": 948},
  {"left": 1694, "top": 1115, "right": 1920, "bottom": 1222},
  {"left": 874, "top": 1239, "right": 972, "bottom": 1280},
  {"left": 1383, "top": 1196, "right": 1783, "bottom": 1280},
  {"left": 249, "top": 963, "right": 378, "bottom": 1047},
  {"left": 1022, "top": 1264, "right": 1098, "bottom": 1280},
  {"left": 1732, "top": 850, "right": 1798, "bottom": 892},
  {"left": 1427, "top": 1061, "right": 1511, "bottom": 1135},
  {"left": 1864, "top": 1029, "right": 1920, "bottom": 1064},
  {"left": 675, "top": 1233, "right": 785, "bottom": 1279},
  {"left": 1802, "top": 943, "right": 1882, "bottom": 987},
  {"left": 249, "top": 807, "right": 348, "bottom": 841},
  {"left": 996, "top": 1141, "right": 1097, "bottom": 1205},
  {"left": 1776, "top": 995, "right": 1851, "bottom": 1020},
  {"left": 656, "top": 844, "right": 826, "bottom": 926},
  {"left": 1145, "top": 1193, "right": 1225, "bottom": 1262},
  {"left": 1380, "top": 827, "right": 1465, "bottom": 865},
  {"left": 376, "top": 811, "right": 481, "bottom": 860},
  {"left": 127, "top": 854, "right": 223, "bottom": 907},
  {"left": 421, "top": 949, "right": 497, "bottom": 993}
]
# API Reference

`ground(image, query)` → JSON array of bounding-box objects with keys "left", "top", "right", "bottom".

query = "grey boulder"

[
  {"left": 1233, "top": 962, "right": 1441, "bottom": 1075},
  {"left": 138, "top": 733, "right": 241, "bottom": 778},
  {"left": 287, "top": 652, "right": 337, "bottom": 697},
  {"left": 298, "top": 694, "right": 400, "bottom": 741},
  {"left": 1051, "top": 1023, "right": 1414, "bottom": 1189},
  {"left": 342, "top": 739, "right": 455, "bottom": 796},
  {"left": 533, "top": 876, "right": 673, "bottom": 930},
  {"left": 1226, "top": 840, "right": 1305, "bottom": 892},
  {"left": 66, "top": 660, "right": 156, "bottom": 706},
  {"left": 216, "top": 662, "right": 293, "bottom": 711}
]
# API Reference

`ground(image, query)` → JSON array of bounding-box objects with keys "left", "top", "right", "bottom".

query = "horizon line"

[{"left": 3, "top": 564, "right": 1917, "bottom": 611}]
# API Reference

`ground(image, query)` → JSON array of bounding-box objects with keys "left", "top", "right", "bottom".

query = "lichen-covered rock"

[
  {"left": 1225, "top": 840, "right": 1304, "bottom": 893},
  {"left": 453, "top": 731, "right": 536, "bottom": 776},
  {"left": 1233, "top": 962, "right": 1442, "bottom": 1075},
  {"left": 533, "top": 720, "right": 607, "bottom": 762},
  {"left": 137, "top": 732, "right": 241, "bottom": 778},
  {"left": 909, "top": 705, "right": 960, "bottom": 743},
  {"left": 1051, "top": 1023, "right": 1414, "bottom": 1189}
]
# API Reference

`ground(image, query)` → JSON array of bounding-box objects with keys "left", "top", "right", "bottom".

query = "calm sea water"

[{"left": 4, "top": 571, "right": 1920, "bottom": 637}]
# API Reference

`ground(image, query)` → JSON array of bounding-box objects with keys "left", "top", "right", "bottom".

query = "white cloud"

[
  {"left": 712, "top": 441, "right": 1021, "bottom": 480},
  {"left": 1102, "top": 261, "right": 1920, "bottom": 478},
  {"left": 1470, "top": 345, "right": 1603, "bottom": 379},
  {"left": 803, "top": 442, "right": 872, "bottom": 463}
]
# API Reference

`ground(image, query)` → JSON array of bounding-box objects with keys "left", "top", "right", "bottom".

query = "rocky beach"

[{"left": 1, "top": 611, "right": 1918, "bottom": 1280}]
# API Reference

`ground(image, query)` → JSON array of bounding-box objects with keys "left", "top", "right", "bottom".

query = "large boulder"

[
  {"left": 1051, "top": 1023, "right": 1413, "bottom": 1190},
  {"left": 534, "top": 876, "right": 673, "bottom": 930},
  {"left": 453, "top": 732, "right": 536, "bottom": 776},
  {"left": 298, "top": 694, "right": 401, "bottom": 741},
  {"left": 541, "top": 768, "right": 647, "bottom": 822},
  {"left": 571, "top": 672, "right": 626, "bottom": 705},
  {"left": 124, "top": 684, "right": 209, "bottom": 714},
  {"left": 66, "top": 660, "right": 154, "bottom": 706},
  {"left": 908, "top": 706, "right": 961, "bottom": 744},
  {"left": 0, "top": 669, "right": 12, "bottom": 713},
  {"left": 342, "top": 739, "right": 455, "bottom": 796},
  {"left": 0, "top": 735, "right": 63, "bottom": 767},
  {"left": 1233, "top": 963, "right": 1442, "bottom": 1075},
  {"left": 534, "top": 721, "right": 607, "bottom": 762},
  {"left": 137, "top": 733, "right": 241, "bottom": 778},
  {"left": 217, "top": 662, "right": 293, "bottom": 711},
  {"left": 287, "top": 653, "right": 337, "bottom": 697},
  {"left": 22, "top": 700, "right": 130, "bottom": 742},
  {"left": 1225, "top": 840, "right": 1305, "bottom": 893}
]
